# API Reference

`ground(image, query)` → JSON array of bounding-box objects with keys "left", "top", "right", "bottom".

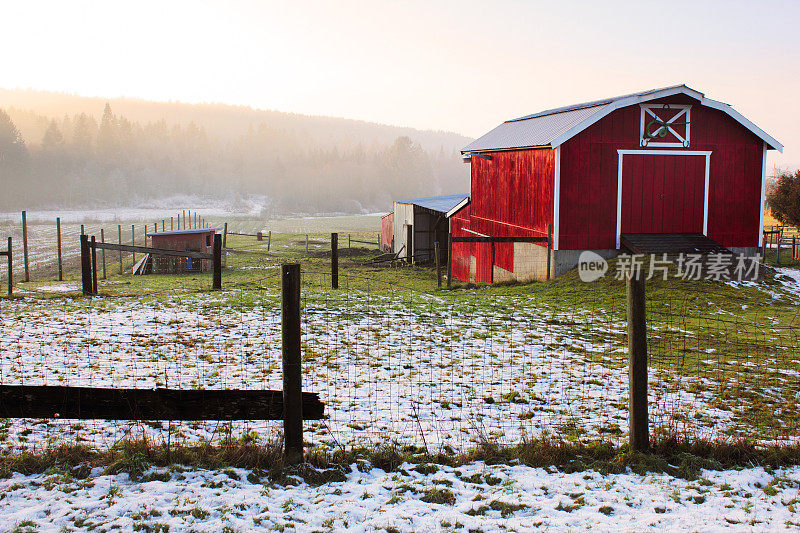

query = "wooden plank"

[
  {"left": 331, "top": 233, "right": 339, "bottom": 289},
  {"left": 0, "top": 385, "right": 324, "bottom": 421},
  {"left": 93, "top": 242, "right": 212, "bottom": 260},
  {"left": 5, "top": 237, "right": 10, "bottom": 296},
  {"left": 451, "top": 236, "right": 548, "bottom": 243},
  {"left": 80, "top": 235, "right": 92, "bottom": 296},
  {"left": 621, "top": 233, "right": 731, "bottom": 255},
  {"left": 21, "top": 211, "right": 29, "bottom": 282},
  {"left": 627, "top": 268, "right": 649, "bottom": 452},
  {"left": 57, "top": 218, "right": 63, "bottom": 281},
  {"left": 212, "top": 234, "right": 222, "bottom": 290},
  {"left": 282, "top": 263, "right": 303, "bottom": 464}
]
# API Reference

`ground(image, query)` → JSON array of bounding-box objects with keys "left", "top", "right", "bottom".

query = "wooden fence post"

[
  {"left": 100, "top": 229, "right": 107, "bottom": 280},
  {"left": 131, "top": 225, "right": 136, "bottom": 270},
  {"left": 90, "top": 236, "right": 98, "bottom": 295},
  {"left": 546, "top": 223, "right": 552, "bottom": 281},
  {"left": 171, "top": 216, "right": 174, "bottom": 231},
  {"left": 446, "top": 232, "right": 453, "bottom": 289},
  {"left": 80, "top": 235, "right": 92, "bottom": 296},
  {"left": 435, "top": 241, "right": 442, "bottom": 288},
  {"left": 331, "top": 233, "right": 339, "bottom": 289},
  {"left": 162, "top": 219, "right": 165, "bottom": 232},
  {"left": 212, "top": 234, "right": 222, "bottom": 291},
  {"left": 282, "top": 262, "right": 303, "bottom": 464},
  {"left": 6, "top": 237, "right": 11, "bottom": 296},
  {"left": 21, "top": 211, "right": 29, "bottom": 283},
  {"left": 267, "top": 231, "right": 272, "bottom": 251},
  {"left": 223, "top": 223, "right": 228, "bottom": 248},
  {"left": 57, "top": 217, "right": 63, "bottom": 282},
  {"left": 348, "top": 234, "right": 351, "bottom": 249},
  {"left": 118, "top": 225, "right": 123, "bottom": 274},
  {"left": 777, "top": 227, "right": 782, "bottom": 266},
  {"left": 81, "top": 224, "right": 84, "bottom": 236},
  {"left": 626, "top": 267, "right": 649, "bottom": 452}
]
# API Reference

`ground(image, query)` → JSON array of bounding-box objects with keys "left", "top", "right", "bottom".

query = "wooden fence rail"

[
  {"left": 448, "top": 228, "right": 553, "bottom": 283},
  {"left": 0, "top": 385, "right": 323, "bottom": 421},
  {"left": 81, "top": 236, "right": 223, "bottom": 294}
]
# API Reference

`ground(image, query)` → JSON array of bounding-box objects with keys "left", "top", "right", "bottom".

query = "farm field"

[
  {"left": 1, "top": 227, "right": 800, "bottom": 532},
  {"left": 0, "top": 209, "right": 381, "bottom": 282},
  {"left": 2, "top": 232, "right": 800, "bottom": 451}
]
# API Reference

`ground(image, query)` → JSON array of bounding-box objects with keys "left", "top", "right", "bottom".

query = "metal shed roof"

[
  {"left": 462, "top": 85, "right": 783, "bottom": 153},
  {"left": 146, "top": 228, "right": 219, "bottom": 237},
  {"left": 396, "top": 194, "right": 470, "bottom": 217}
]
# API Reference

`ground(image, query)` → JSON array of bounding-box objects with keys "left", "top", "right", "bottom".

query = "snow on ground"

[
  {"left": 0, "top": 462, "right": 798, "bottom": 532},
  {"left": 776, "top": 267, "right": 800, "bottom": 299},
  {"left": 0, "top": 285, "right": 796, "bottom": 452}
]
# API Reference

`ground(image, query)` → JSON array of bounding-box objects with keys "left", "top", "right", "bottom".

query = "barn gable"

[{"left": 463, "top": 85, "right": 783, "bottom": 154}]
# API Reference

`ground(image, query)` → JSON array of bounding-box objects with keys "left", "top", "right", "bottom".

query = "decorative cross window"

[{"left": 639, "top": 104, "right": 691, "bottom": 147}]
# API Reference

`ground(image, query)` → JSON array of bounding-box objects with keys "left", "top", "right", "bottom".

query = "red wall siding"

[
  {"left": 451, "top": 150, "right": 555, "bottom": 282},
  {"left": 381, "top": 213, "right": 394, "bottom": 252},
  {"left": 150, "top": 230, "right": 215, "bottom": 271},
  {"left": 559, "top": 95, "right": 765, "bottom": 249}
]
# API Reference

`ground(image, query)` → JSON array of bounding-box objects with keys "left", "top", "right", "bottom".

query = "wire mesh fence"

[{"left": 0, "top": 254, "right": 798, "bottom": 455}]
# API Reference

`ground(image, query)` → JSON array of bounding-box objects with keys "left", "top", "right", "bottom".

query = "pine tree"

[
  {"left": 0, "top": 108, "right": 27, "bottom": 164},
  {"left": 97, "top": 103, "right": 119, "bottom": 160},
  {"left": 41, "top": 120, "right": 65, "bottom": 151},
  {"left": 71, "top": 113, "right": 95, "bottom": 155}
]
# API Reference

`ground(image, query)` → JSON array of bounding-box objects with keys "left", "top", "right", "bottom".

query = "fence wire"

[{"left": 0, "top": 254, "right": 798, "bottom": 455}]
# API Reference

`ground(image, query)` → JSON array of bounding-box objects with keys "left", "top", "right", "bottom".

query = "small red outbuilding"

[
  {"left": 142, "top": 228, "right": 217, "bottom": 274},
  {"left": 453, "top": 85, "right": 783, "bottom": 282}
]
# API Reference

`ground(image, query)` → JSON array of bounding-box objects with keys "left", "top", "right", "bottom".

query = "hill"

[{"left": 0, "top": 89, "right": 472, "bottom": 214}]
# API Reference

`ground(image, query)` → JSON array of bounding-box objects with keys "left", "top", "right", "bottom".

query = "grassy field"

[{"left": 1, "top": 226, "right": 799, "bottom": 456}]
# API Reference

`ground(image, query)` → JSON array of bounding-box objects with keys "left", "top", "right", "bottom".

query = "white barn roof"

[{"left": 462, "top": 85, "right": 783, "bottom": 153}]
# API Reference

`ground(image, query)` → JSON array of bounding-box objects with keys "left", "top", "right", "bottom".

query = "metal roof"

[
  {"left": 396, "top": 194, "right": 470, "bottom": 216},
  {"left": 462, "top": 85, "right": 783, "bottom": 153},
  {"left": 147, "top": 228, "right": 218, "bottom": 237},
  {"left": 462, "top": 104, "right": 601, "bottom": 153}
]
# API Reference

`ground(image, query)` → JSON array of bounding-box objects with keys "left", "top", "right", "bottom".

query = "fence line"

[{"left": 2, "top": 263, "right": 796, "bottom": 458}]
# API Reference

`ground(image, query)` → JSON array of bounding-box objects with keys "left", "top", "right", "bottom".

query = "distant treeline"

[{"left": 0, "top": 91, "right": 470, "bottom": 213}]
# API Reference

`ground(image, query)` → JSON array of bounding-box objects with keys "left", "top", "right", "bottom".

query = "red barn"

[
  {"left": 140, "top": 228, "right": 217, "bottom": 274},
  {"left": 453, "top": 85, "right": 783, "bottom": 282}
]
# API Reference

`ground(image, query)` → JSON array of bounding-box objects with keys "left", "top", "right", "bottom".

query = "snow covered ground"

[
  {"left": 0, "top": 461, "right": 798, "bottom": 532},
  {"left": 1, "top": 280, "right": 797, "bottom": 452}
]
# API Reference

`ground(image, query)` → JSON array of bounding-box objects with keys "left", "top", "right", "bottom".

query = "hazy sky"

[{"left": 2, "top": 0, "right": 798, "bottom": 168}]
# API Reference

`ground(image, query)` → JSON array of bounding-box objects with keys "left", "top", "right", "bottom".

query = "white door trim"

[{"left": 616, "top": 149, "right": 712, "bottom": 249}]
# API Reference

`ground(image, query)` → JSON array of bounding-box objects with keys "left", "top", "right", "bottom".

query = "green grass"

[
  {"left": 3, "top": 434, "right": 800, "bottom": 483},
  {"left": 3, "top": 230, "right": 800, "bottom": 446}
]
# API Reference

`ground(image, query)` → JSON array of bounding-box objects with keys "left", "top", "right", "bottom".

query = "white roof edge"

[
  {"left": 700, "top": 98, "right": 783, "bottom": 152},
  {"left": 548, "top": 86, "right": 783, "bottom": 152},
  {"left": 446, "top": 197, "right": 471, "bottom": 218}
]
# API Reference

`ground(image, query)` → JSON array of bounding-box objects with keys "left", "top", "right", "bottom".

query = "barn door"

[{"left": 620, "top": 153, "right": 705, "bottom": 235}]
